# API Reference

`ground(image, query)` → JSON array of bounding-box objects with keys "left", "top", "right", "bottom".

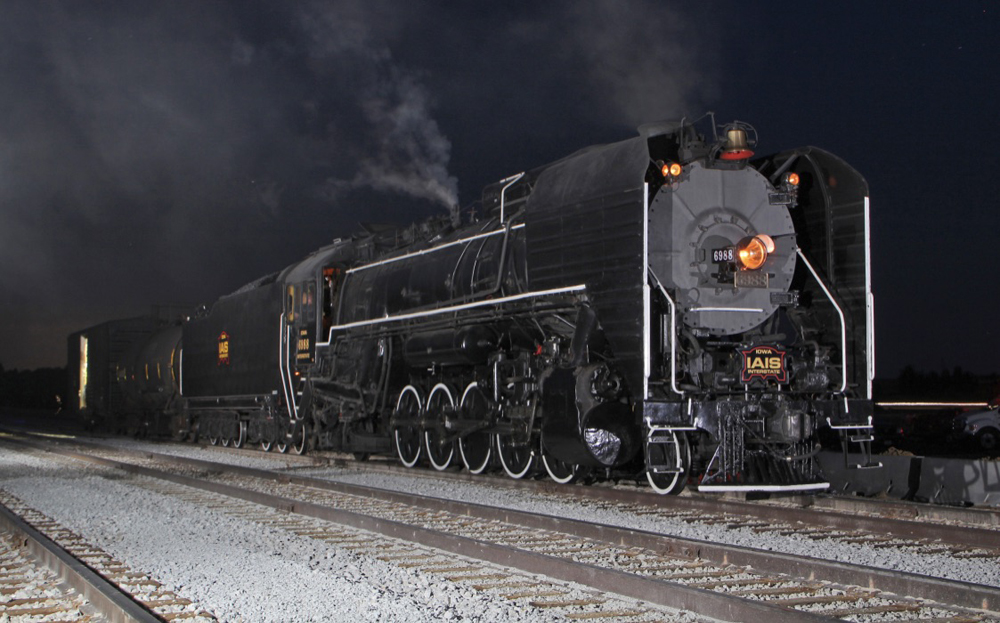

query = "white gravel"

[
  {"left": 6, "top": 435, "right": 997, "bottom": 623},
  {"left": 0, "top": 449, "right": 596, "bottom": 622},
  {"left": 302, "top": 465, "right": 1000, "bottom": 588},
  {"left": 71, "top": 438, "right": 1000, "bottom": 588}
]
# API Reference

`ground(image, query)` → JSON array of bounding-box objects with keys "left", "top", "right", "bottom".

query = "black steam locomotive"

[{"left": 70, "top": 116, "right": 877, "bottom": 493}]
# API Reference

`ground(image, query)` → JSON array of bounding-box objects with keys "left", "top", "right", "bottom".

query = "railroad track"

[
  {"left": 8, "top": 434, "right": 1000, "bottom": 622},
  {"left": 1, "top": 440, "right": 698, "bottom": 622},
  {"left": 86, "top": 434, "right": 1000, "bottom": 555},
  {"left": 0, "top": 490, "right": 215, "bottom": 622}
]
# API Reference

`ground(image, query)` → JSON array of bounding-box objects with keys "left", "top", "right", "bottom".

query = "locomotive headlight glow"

[
  {"left": 784, "top": 172, "right": 800, "bottom": 186},
  {"left": 658, "top": 161, "right": 683, "bottom": 179},
  {"left": 736, "top": 234, "right": 775, "bottom": 270}
]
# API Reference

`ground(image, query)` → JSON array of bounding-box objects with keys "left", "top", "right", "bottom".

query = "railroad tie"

[
  {"left": 731, "top": 585, "right": 822, "bottom": 598},
  {"left": 823, "top": 603, "right": 922, "bottom": 617},
  {"left": 689, "top": 576, "right": 790, "bottom": 589},
  {"left": 770, "top": 591, "right": 877, "bottom": 606},
  {"left": 445, "top": 572, "right": 509, "bottom": 582},
  {"left": 528, "top": 597, "right": 605, "bottom": 608},
  {"left": 564, "top": 609, "right": 648, "bottom": 620},
  {"left": 472, "top": 580, "right": 539, "bottom": 591},
  {"left": 377, "top": 553, "right": 433, "bottom": 562},
  {"left": 423, "top": 565, "right": 481, "bottom": 575},
  {"left": 502, "top": 589, "right": 567, "bottom": 600}
]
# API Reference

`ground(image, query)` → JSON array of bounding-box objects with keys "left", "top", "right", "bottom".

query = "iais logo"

[
  {"left": 218, "top": 331, "right": 231, "bottom": 366},
  {"left": 740, "top": 345, "right": 786, "bottom": 384}
]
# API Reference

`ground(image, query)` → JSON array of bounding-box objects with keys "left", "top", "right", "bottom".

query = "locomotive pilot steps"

[{"left": 69, "top": 115, "right": 878, "bottom": 494}]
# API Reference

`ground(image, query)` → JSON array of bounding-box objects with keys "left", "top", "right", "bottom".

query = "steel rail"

[
  {"left": 0, "top": 500, "right": 163, "bottom": 623},
  {"left": 19, "top": 437, "right": 1000, "bottom": 616},
  {"left": 16, "top": 431, "right": 1000, "bottom": 543},
  {"left": 317, "top": 451, "right": 1000, "bottom": 541},
  {"left": 501, "top": 478, "right": 1000, "bottom": 550}
]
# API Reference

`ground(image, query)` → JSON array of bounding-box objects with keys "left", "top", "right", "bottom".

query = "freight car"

[
  {"left": 73, "top": 115, "right": 878, "bottom": 493},
  {"left": 68, "top": 309, "right": 187, "bottom": 436}
]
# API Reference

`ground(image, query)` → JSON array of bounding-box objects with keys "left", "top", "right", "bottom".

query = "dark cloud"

[{"left": 2, "top": 1, "right": 997, "bottom": 379}]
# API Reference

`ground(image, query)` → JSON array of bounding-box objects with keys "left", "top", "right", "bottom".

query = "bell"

[{"left": 721, "top": 127, "right": 754, "bottom": 160}]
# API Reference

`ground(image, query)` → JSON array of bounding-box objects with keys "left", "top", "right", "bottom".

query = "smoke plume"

[{"left": 298, "top": 2, "right": 458, "bottom": 209}]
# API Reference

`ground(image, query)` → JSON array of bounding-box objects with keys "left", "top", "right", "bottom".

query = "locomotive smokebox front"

[{"left": 649, "top": 162, "right": 797, "bottom": 336}]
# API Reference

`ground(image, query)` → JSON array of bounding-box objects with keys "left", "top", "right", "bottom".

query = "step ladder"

[{"left": 827, "top": 416, "right": 882, "bottom": 470}]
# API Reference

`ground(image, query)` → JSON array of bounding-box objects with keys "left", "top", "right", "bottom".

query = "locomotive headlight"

[
  {"left": 736, "top": 234, "right": 775, "bottom": 270},
  {"left": 784, "top": 172, "right": 800, "bottom": 186}
]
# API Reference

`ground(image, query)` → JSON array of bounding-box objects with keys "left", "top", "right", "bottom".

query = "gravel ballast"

[
  {"left": 108, "top": 439, "right": 1000, "bottom": 588},
  {"left": 5, "top": 436, "right": 998, "bottom": 622},
  {"left": 0, "top": 449, "right": 585, "bottom": 622}
]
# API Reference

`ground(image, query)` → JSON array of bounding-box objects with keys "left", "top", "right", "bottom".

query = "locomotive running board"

[{"left": 697, "top": 482, "right": 830, "bottom": 493}]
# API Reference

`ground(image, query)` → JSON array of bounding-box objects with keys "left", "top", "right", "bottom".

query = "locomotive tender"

[{"left": 72, "top": 116, "right": 877, "bottom": 493}]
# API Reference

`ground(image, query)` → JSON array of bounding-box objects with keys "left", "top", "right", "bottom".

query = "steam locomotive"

[{"left": 69, "top": 115, "right": 877, "bottom": 493}]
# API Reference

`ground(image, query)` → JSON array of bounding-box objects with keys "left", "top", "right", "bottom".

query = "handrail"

[
  {"left": 795, "top": 248, "right": 848, "bottom": 394},
  {"left": 278, "top": 314, "right": 297, "bottom": 419},
  {"left": 647, "top": 267, "right": 683, "bottom": 396},
  {"left": 864, "top": 196, "right": 875, "bottom": 398},
  {"left": 499, "top": 172, "right": 525, "bottom": 224}
]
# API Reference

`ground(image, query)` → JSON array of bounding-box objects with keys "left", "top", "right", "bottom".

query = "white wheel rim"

[
  {"left": 394, "top": 385, "right": 423, "bottom": 467},
  {"left": 234, "top": 421, "right": 246, "bottom": 449},
  {"left": 424, "top": 383, "right": 455, "bottom": 471},
  {"left": 395, "top": 429, "right": 420, "bottom": 467},
  {"left": 646, "top": 431, "right": 685, "bottom": 494},
  {"left": 458, "top": 382, "right": 491, "bottom": 474},
  {"left": 497, "top": 434, "right": 533, "bottom": 479},
  {"left": 541, "top": 452, "right": 577, "bottom": 484},
  {"left": 293, "top": 423, "right": 307, "bottom": 455},
  {"left": 646, "top": 467, "right": 682, "bottom": 494},
  {"left": 424, "top": 430, "right": 454, "bottom": 471},
  {"left": 261, "top": 440, "right": 272, "bottom": 452},
  {"left": 458, "top": 437, "right": 491, "bottom": 474}
]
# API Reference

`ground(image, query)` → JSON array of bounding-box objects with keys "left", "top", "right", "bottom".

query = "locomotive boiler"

[{"left": 75, "top": 115, "right": 877, "bottom": 493}]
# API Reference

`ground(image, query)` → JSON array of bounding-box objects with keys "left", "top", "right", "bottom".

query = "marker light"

[
  {"left": 784, "top": 172, "right": 800, "bottom": 186},
  {"left": 659, "top": 161, "right": 683, "bottom": 179},
  {"left": 737, "top": 234, "right": 775, "bottom": 270}
]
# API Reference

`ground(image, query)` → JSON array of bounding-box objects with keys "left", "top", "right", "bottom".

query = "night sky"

[{"left": 2, "top": 1, "right": 998, "bottom": 378}]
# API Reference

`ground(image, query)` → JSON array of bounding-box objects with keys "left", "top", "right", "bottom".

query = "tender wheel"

[
  {"left": 976, "top": 428, "right": 999, "bottom": 455},
  {"left": 233, "top": 421, "right": 247, "bottom": 449},
  {"left": 458, "top": 382, "right": 493, "bottom": 474},
  {"left": 393, "top": 385, "right": 423, "bottom": 467},
  {"left": 496, "top": 432, "right": 535, "bottom": 479},
  {"left": 540, "top": 433, "right": 590, "bottom": 484},
  {"left": 424, "top": 383, "right": 456, "bottom": 471},
  {"left": 261, "top": 439, "right": 273, "bottom": 452},
  {"left": 208, "top": 436, "right": 219, "bottom": 446},
  {"left": 221, "top": 437, "right": 230, "bottom": 447},
  {"left": 646, "top": 431, "right": 692, "bottom": 495}
]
